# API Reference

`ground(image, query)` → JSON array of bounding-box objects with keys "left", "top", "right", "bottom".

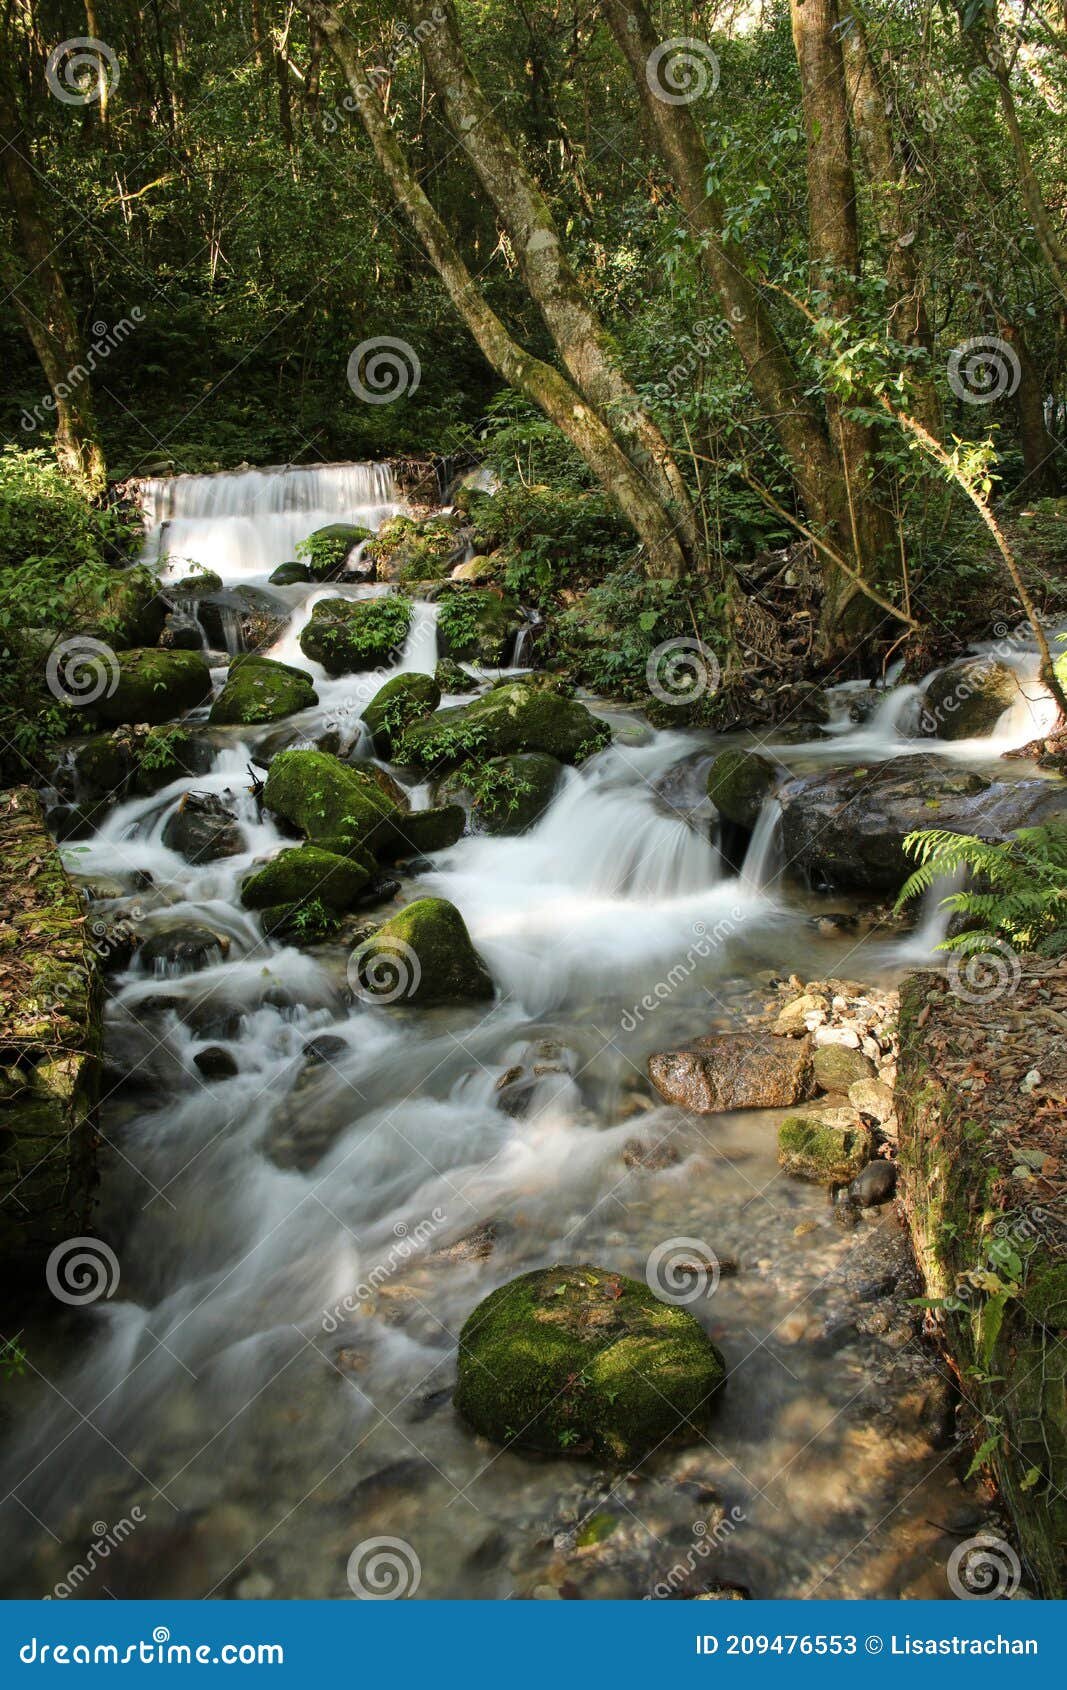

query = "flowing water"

[{"left": 1, "top": 465, "right": 1060, "bottom": 1600}]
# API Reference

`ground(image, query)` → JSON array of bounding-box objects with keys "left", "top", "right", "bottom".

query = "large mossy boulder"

[
  {"left": 68, "top": 725, "right": 211, "bottom": 811},
  {"left": 366, "top": 513, "right": 460, "bottom": 584},
  {"left": 777, "top": 1114, "right": 871, "bottom": 1184},
  {"left": 706, "top": 748, "right": 780, "bottom": 830},
  {"left": 354, "top": 897, "right": 493, "bottom": 1005},
  {"left": 453, "top": 1265, "right": 726, "bottom": 1461},
  {"left": 435, "top": 585, "right": 521, "bottom": 664},
  {"left": 262, "top": 748, "right": 397, "bottom": 858},
  {"left": 298, "top": 595, "right": 412, "bottom": 675},
  {"left": 396, "top": 681, "right": 609, "bottom": 770},
  {"left": 241, "top": 845, "right": 373, "bottom": 913},
  {"left": 920, "top": 659, "right": 1023, "bottom": 740},
  {"left": 362, "top": 671, "right": 440, "bottom": 755},
  {"left": 269, "top": 561, "right": 311, "bottom": 586},
  {"left": 387, "top": 805, "right": 466, "bottom": 857},
  {"left": 209, "top": 654, "right": 318, "bottom": 725},
  {"left": 440, "top": 753, "right": 562, "bottom": 835},
  {"left": 92, "top": 649, "right": 212, "bottom": 727}
]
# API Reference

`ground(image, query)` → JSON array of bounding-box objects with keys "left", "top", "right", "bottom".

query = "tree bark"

[
  {"left": 0, "top": 72, "right": 106, "bottom": 489},
  {"left": 406, "top": 0, "right": 703, "bottom": 570},
  {"left": 304, "top": 2, "right": 693, "bottom": 579},
  {"left": 998, "top": 320, "right": 1060, "bottom": 495}
]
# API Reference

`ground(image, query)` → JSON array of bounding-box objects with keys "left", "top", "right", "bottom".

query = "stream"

[{"left": 0, "top": 462, "right": 1060, "bottom": 1601}]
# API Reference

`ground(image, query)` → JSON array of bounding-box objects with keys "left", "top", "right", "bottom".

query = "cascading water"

[{"left": 0, "top": 463, "right": 1011, "bottom": 1601}]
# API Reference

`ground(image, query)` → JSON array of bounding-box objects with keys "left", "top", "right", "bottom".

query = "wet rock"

[
  {"left": 434, "top": 657, "right": 475, "bottom": 695},
  {"left": 162, "top": 791, "right": 244, "bottom": 863},
  {"left": 354, "top": 897, "right": 493, "bottom": 1006},
  {"left": 385, "top": 805, "right": 466, "bottom": 858},
  {"left": 648, "top": 1032, "right": 814, "bottom": 1113},
  {"left": 623, "top": 1137, "right": 681, "bottom": 1171},
  {"left": 240, "top": 845, "right": 373, "bottom": 913},
  {"left": 777, "top": 755, "right": 1064, "bottom": 892},
  {"left": 269, "top": 561, "right": 311, "bottom": 586},
  {"left": 813, "top": 1043, "right": 876, "bottom": 1093},
  {"left": 428, "top": 1220, "right": 502, "bottom": 1264},
  {"left": 193, "top": 1046, "right": 238, "bottom": 1081},
  {"left": 159, "top": 610, "right": 204, "bottom": 651},
  {"left": 849, "top": 1160, "right": 897, "bottom": 1207},
  {"left": 209, "top": 655, "right": 317, "bottom": 726},
  {"left": 777, "top": 1114, "right": 872, "bottom": 1183},
  {"left": 303, "top": 522, "right": 376, "bottom": 581},
  {"left": 773, "top": 992, "right": 829, "bottom": 1036},
  {"left": 396, "top": 681, "right": 609, "bottom": 770},
  {"left": 435, "top": 584, "right": 523, "bottom": 664},
  {"left": 453, "top": 1265, "right": 726, "bottom": 1461},
  {"left": 301, "top": 1034, "right": 349, "bottom": 1065},
  {"left": 362, "top": 671, "right": 440, "bottom": 756},
  {"left": 706, "top": 748, "right": 781, "bottom": 830},
  {"left": 92, "top": 648, "right": 213, "bottom": 727},
  {"left": 166, "top": 568, "right": 223, "bottom": 602},
  {"left": 439, "top": 753, "right": 562, "bottom": 835},
  {"left": 196, "top": 586, "right": 288, "bottom": 654},
  {"left": 921, "top": 659, "right": 1023, "bottom": 740},
  {"left": 140, "top": 926, "right": 230, "bottom": 976},
  {"left": 298, "top": 596, "right": 411, "bottom": 676}
]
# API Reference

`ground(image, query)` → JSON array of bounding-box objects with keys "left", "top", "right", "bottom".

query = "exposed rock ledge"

[
  {"left": 0, "top": 788, "right": 101, "bottom": 1279},
  {"left": 896, "top": 964, "right": 1067, "bottom": 1597}
]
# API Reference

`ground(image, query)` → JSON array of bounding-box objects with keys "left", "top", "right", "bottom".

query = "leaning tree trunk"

[
  {"left": 305, "top": 3, "right": 693, "bottom": 580},
  {"left": 790, "top": 0, "right": 894, "bottom": 654},
  {"left": 407, "top": 0, "right": 703, "bottom": 572},
  {"left": 999, "top": 320, "right": 1060, "bottom": 495},
  {"left": 0, "top": 74, "right": 106, "bottom": 490}
]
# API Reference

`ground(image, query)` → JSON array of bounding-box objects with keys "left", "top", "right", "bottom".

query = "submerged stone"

[{"left": 454, "top": 1265, "right": 726, "bottom": 1461}]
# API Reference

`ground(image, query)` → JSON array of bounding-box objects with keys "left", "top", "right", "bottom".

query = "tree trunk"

[
  {"left": 790, "top": 0, "right": 893, "bottom": 652},
  {"left": 999, "top": 321, "right": 1060, "bottom": 495},
  {"left": 407, "top": 0, "right": 703, "bottom": 571},
  {"left": 0, "top": 74, "right": 106, "bottom": 489},
  {"left": 304, "top": 3, "right": 693, "bottom": 580}
]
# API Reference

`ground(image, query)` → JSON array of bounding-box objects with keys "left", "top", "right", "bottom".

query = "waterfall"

[
  {"left": 398, "top": 600, "right": 439, "bottom": 675},
  {"left": 135, "top": 461, "right": 402, "bottom": 584},
  {"left": 740, "top": 798, "right": 783, "bottom": 890}
]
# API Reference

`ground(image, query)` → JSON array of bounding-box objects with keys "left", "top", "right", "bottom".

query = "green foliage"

[
  {"left": 897, "top": 824, "right": 1067, "bottom": 951},
  {"left": 558, "top": 564, "right": 727, "bottom": 699},
  {"left": 468, "top": 477, "right": 635, "bottom": 605},
  {"left": 0, "top": 1333, "right": 27, "bottom": 1381},
  {"left": 468, "top": 758, "right": 534, "bottom": 819}
]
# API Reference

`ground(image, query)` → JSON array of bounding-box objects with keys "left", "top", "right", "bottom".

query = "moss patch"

[
  {"left": 262, "top": 748, "right": 397, "bottom": 858},
  {"left": 210, "top": 655, "right": 318, "bottom": 725},
  {"left": 298, "top": 596, "right": 412, "bottom": 676},
  {"left": 355, "top": 896, "right": 492, "bottom": 1005},
  {"left": 778, "top": 1115, "right": 871, "bottom": 1183},
  {"left": 397, "top": 681, "right": 609, "bottom": 770}
]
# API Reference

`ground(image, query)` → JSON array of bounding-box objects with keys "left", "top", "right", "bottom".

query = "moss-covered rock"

[
  {"left": 269, "top": 561, "right": 311, "bottom": 586},
  {"left": 441, "top": 753, "right": 562, "bottom": 835},
  {"left": 435, "top": 657, "right": 476, "bottom": 695},
  {"left": 921, "top": 660, "right": 1023, "bottom": 740},
  {"left": 388, "top": 805, "right": 466, "bottom": 857},
  {"left": 92, "top": 648, "right": 212, "bottom": 726},
  {"left": 301, "top": 523, "right": 375, "bottom": 581},
  {"left": 241, "top": 845, "right": 373, "bottom": 913},
  {"left": 362, "top": 671, "right": 440, "bottom": 755},
  {"left": 262, "top": 748, "right": 397, "bottom": 858},
  {"left": 707, "top": 749, "right": 780, "bottom": 830},
  {"left": 453, "top": 1265, "right": 726, "bottom": 1461},
  {"left": 354, "top": 896, "right": 493, "bottom": 1004},
  {"left": 396, "top": 681, "right": 609, "bottom": 770},
  {"left": 74, "top": 565, "right": 166, "bottom": 650},
  {"left": 813, "top": 1043, "right": 876, "bottom": 1093},
  {"left": 69, "top": 725, "right": 210, "bottom": 809},
  {"left": 209, "top": 654, "right": 318, "bottom": 725},
  {"left": 435, "top": 585, "right": 521, "bottom": 664},
  {"left": 777, "top": 1114, "right": 872, "bottom": 1183},
  {"left": 366, "top": 513, "right": 460, "bottom": 584},
  {"left": 298, "top": 595, "right": 412, "bottom": 675},
  {"left": 166, "top": 568, "right": 223, "bottom": 602},
  {"left": 0, "top": 789, "right": 100, "bottom": 1274}
]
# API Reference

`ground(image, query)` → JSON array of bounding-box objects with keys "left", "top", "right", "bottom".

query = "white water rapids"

[{"left": 1, "top": 464, "right": 1057, "bottom": 1599}]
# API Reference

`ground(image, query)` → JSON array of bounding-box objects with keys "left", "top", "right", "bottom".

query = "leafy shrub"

[{"left": 557, "top": 564, "right": 728, "bottom": 700}]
